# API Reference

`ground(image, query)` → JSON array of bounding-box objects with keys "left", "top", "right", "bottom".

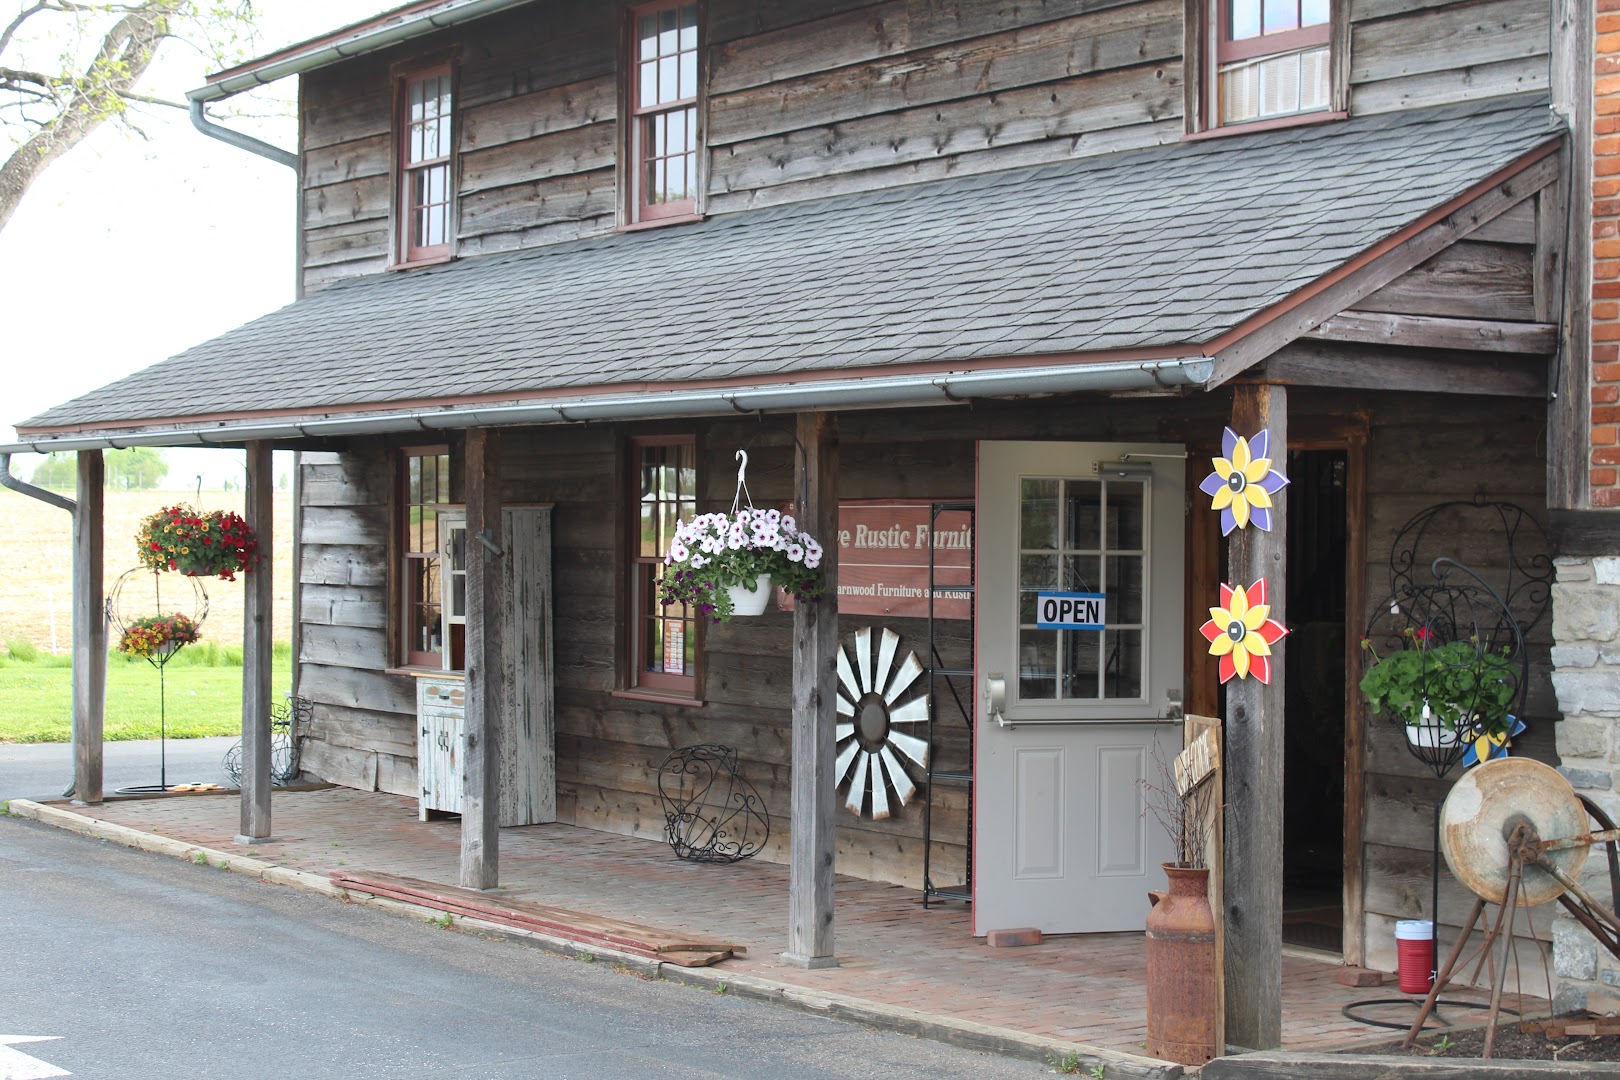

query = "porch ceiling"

[{"left": 10, "top": 94, "right": 1562, "bottom": 450}]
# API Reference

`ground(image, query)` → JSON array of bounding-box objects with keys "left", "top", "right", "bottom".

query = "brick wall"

[{"left": 1594, "top": 1, "right": 1620, "bottom": 506}]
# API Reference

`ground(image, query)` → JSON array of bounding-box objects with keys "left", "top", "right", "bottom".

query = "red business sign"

[{"left": 783, "top": 500, "right": 973, "bottom": 620}]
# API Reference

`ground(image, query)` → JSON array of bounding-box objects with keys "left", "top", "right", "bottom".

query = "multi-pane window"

[
  {"left": 1216, "top": 0, "right": 1330, "bottom": 126},
  {"left": 629, "top": 1, "right": 699, "bottom": 222},
  {"left": 398, "top": 64, "right": 453, "bottom": 262},
  {"left": 1016, "top": 473, "right": 1148, "bottom": 704},
  {"left": 630, "top": 438, "right": 697, "bottom": 694},
  {"left": 401, "top": 447, "right": 453, "bottom": 667}
]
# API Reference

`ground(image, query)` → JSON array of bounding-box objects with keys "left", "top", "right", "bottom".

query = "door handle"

[{"left": 986, "top": 672, "right": 1007, "bottom": 728}]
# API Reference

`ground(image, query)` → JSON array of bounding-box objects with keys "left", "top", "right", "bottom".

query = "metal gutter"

[
  {"left": 1, "top": 357, "right": 1213, "bottom": 456},
  {"left": 187, "top": 0, "right": 536, "bottom": 104},
  {"left": 0, "top": 453, "right": 76, "bottom": 512}
]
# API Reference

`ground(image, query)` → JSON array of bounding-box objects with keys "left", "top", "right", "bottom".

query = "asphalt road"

[
  {"left": 0, "top": 736, "right": 237, "bottom": 802},
  {"left": 0, "top": 817, "right": 1050, "bottom": 1079}
]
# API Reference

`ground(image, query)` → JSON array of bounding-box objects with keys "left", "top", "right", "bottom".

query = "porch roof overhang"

[{"left": 6, "top": 94, "right": 1565, "bottom": 456}]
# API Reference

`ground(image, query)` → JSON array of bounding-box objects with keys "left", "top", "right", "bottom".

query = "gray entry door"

[{"left": 974, "top": 441, "right": 1185, "bottom": 935}]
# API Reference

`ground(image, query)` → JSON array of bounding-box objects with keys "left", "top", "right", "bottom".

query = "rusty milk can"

[{"left": 1145, "top": 862, "right": 1217, "bottom": 1065}]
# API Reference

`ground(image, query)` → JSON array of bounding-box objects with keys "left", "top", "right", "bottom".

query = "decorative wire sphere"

[
  {"left": 105, "top": 567, "right": 210, "bottom": 666},
  {"left": 657, "top": 745, "right": 770, "bottom": 864}
]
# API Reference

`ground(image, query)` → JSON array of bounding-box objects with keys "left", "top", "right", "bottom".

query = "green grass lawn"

[{"left": 0, "top": 639, "right": 294, "bottom": 743}]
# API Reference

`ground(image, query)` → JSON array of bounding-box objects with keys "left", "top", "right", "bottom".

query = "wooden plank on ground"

[{"left": 329, "top": 870, "right": 743, "bottom": 967}]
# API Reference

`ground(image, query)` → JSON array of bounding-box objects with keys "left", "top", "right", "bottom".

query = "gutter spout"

[
  {"left": 0, "top": 452, "right": 76, "bottom": 513},
  {"left": 189, "top": 98, "right": 298, "bottom": 170}
]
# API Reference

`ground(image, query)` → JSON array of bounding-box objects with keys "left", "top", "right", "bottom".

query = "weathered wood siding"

[
  {"left": 297, "top": 0, "right": 1550, "bottom": 290},
  {"left": 1356, "top": 394, "right": 1556, "bottom": 982},
  {"left": 1350, "top": 0, "right": 1550, "bottom": 115},
  {"left": 297, "top": 448, "right": 420, "bottom": 796}
]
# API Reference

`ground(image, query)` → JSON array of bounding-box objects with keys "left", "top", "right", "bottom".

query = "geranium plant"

[
  {"left": 1359, "top": 628, "right": 1517, "bottom": 736},
  {"left": 659, "top": 507, "right": 826, "bottom": 622},
  {"left": 136, "top": 505, "right": 259, "bottom": 581},
  {"left": 117, "top": 613, "right": 202, "bottom": 660}
]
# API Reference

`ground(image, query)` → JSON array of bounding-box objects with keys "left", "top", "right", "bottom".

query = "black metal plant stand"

[
  {"left": 657, "top": 745, "right": 770, "bottom": 863},
  {"left": 105, "top": 568, "right": 209, "bottom": 794},
  {"left": 1346, "top": 500, "right": 1550, "bottom": 1029}
]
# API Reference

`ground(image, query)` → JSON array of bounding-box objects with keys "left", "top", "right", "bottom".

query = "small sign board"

[{"left": 1034, "top": 592, "right": 1105, "bottom": 630}]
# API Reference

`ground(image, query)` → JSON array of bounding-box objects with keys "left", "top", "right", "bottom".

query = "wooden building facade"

[{"left": 5, "top": 0, "right": 1599, "bottom": 1050}]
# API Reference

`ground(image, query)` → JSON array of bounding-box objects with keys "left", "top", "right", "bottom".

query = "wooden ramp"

[{"left": 330, "top": 870, "right": 744, "bottom": 967}]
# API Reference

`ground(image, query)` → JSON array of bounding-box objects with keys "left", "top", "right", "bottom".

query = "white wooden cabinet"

[{"left": 415, "top": 505, "right": 554, "bottom": 826}]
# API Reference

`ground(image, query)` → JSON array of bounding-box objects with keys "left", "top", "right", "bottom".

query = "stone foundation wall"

[{"left": 1552, "top": 556, "right": 1620, "bottom": 1012}]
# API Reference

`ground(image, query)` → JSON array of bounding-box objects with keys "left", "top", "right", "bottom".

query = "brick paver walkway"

[{"left": 63, "top": 787, "right": 1541, "bottom": 1059}]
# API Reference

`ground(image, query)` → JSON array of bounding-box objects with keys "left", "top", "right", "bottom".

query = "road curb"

[{"left": 6, "top": 798, "right": 1183, "bottom": 1078}]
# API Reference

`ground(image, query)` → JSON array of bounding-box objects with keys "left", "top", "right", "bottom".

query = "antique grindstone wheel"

[{"left": 1401, "top": 758, "right": 1620, "bottom": 1057}]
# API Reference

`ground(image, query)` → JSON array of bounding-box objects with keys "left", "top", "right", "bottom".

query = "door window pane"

[
  {"left": 1020, "top": 478, "right": 1058, "bottom": 549},
  {"left": 1019, "top": 629, "right": 1057, "bottom": 700}
]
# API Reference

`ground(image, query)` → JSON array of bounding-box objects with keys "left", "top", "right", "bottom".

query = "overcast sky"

[{"left": 0, "top": 2, "right": 390, "bottom": 485}]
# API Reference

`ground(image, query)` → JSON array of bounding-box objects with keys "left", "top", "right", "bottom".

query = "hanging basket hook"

[{"left": 731, "top": 449, "right": 753, "bottom": 515}]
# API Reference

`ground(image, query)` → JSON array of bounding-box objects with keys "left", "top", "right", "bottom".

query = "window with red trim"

[
  {"left": 396, "top": 63, "right": 454, "bottom": 264},
  {"left": 629, "top": 437, "right": 697, "bottom": 695},
  {"left": 1215, "top": 0, "right": 1331, "bottom": 127},
  {"left": 399, "top": 446, "right": 458, "bottom": 668},
  {"left": 627, "top": 1, "right": 700, "bottom": 223}
]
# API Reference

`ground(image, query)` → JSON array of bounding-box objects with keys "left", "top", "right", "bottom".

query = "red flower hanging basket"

[{"left": 135, "top": 505, "right": 259, "bottom": 581}]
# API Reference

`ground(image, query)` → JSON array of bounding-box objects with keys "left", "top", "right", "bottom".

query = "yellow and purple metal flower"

[{"left": 1199, "top": 427, "right": 1290, "bottom": 536}]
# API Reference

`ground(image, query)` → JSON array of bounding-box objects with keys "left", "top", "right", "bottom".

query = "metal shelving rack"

[{"left": 922, "top": 500, "right": 976, "bottom": 907}]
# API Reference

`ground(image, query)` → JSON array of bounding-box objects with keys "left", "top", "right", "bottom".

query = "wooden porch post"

[
  {"left": 785, "top": 412, "right": 839, "bottom": 968},
  {"left": 71, "top": 450, "right": 105, "bottom": 805},
  {"left": 237, "top": 440, "right": 275, "bottom": 843},
  {"left": 1224, "top": 384, "right": 1287, "bottom": 1050},
  {"left": 461, "top": 427, "right": 503, "bottom": 890}
]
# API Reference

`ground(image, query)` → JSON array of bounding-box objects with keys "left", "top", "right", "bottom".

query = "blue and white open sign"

[{"left": 1035, "top": 592, "right": 1106, "bottom": 630}]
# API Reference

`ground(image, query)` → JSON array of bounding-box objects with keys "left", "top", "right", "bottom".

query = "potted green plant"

[
  {"left": 659, "top": 507, "right": 825, "bottom": 622},
  {"left": 116, "top": 613, "right": 202, "bottom": 660},
  {"left": 136, "top": 504, "right": 259, "bottom": 581},
  {"left": 1359, "top": 628, "right": 1517, "bottom": 747}
]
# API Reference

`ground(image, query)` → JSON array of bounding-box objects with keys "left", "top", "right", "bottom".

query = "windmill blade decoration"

[{"left": 835, "top": 626, "right": 929, "bottom": 820}]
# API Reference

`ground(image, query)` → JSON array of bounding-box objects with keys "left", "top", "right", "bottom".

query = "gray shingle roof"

[{"left": 20, "top": 94, "right": 1561, "bottom": 433}]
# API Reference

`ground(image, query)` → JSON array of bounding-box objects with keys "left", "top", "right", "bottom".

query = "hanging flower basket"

[
  {"left": 660, "top": 508, "right": 824, "bottom": 622},
  {"left": 136, "top": 505, "right": 259, "bottom": 581},
  {"left": 116, "top": 613, "right": 202, "bottom": 659},
  {"left": 1359, "top": 628, "right": 1518, "bottom": 743}
]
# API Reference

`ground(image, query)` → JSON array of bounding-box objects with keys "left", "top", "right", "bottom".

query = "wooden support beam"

[
  {"left": 1303, "top": 312, "right": 1557, "bottom": 354},
  {"left": 1253, "top": 341, "right": 1545, "bottom": 398},
  {"left": 71, "top": 451, "right": 105, "bottom": 806},
  {"left": 237, "top": 441, "right": 274, "bottom": 843},
  {"left": 785, "top": 411, "right": 839, "bottom": 968},
  {"left": 461, "top": 427, "right": 503, "bottom": 890},
  {"left": 1223, "top": 384, "right": 1287, "bottom": 1050}
]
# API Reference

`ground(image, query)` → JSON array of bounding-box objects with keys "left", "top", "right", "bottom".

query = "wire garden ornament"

[
  {"left": 657, "top": 745, "right": 771, "bottom": 863},
  {"left": 104, "top": 567, "right": 210, "bottom": 792}
]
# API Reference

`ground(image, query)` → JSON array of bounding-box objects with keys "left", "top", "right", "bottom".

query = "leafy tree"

[
  {"left": 30, "top": 446, "right": 168, "bottom": 489},
  {"left": 0, "top": 1, "right": 256, "bottom": 235}
]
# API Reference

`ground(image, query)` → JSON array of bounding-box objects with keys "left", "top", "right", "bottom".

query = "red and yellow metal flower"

[{"left": 1198, "top": 579, "right": 1289, "bottom": 685}]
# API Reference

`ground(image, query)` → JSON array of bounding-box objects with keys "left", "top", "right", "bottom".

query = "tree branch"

[
  {"left": 0, "top": 3, "right": 51, "bottom": 60},
  {"left": 0, "top": 3, "right": 174, "bottom": 234}
]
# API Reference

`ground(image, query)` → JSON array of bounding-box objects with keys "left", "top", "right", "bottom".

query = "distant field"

[
  {"left": 0, "top": 644, "right": 295, "bottom": 742},
  {"left": 0, "top": 486, "right": 295, "bottom": 653}
]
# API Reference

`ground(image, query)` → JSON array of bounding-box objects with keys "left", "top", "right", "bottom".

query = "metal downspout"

[
  {"left": 0, "top": 452, "right": 76, "bottom": 512},
  {"left": 189, "top": 99, "right": 298, "bottom": 170}
]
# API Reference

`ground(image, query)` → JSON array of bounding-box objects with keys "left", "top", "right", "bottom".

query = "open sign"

[{"left": 1034, "top": 592, "right": 1105, "bottom": 630}]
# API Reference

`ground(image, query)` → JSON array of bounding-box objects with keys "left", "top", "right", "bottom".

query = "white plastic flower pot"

[
  {"left": 1405, "top": 724, "right": 1461, "bottom": 748},
  {"left": 724, "top": 575, "right": 773, "bottom": 616}
]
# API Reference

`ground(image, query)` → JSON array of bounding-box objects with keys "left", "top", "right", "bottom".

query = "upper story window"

[
  {"left": 628, "top": 437, "right": 697, "bottom": 696},
  {"left": 1215, "top": 0, "right": 1330, "bottom": 126},
  {"left": 627, "top": 1, "right": 700, "bottom": 224},
  {"left": 400, "top": 446, "right": 458, "bottom": 668},
  {"left": 396, "top": 61, "right": 454, "bottom": 264}
]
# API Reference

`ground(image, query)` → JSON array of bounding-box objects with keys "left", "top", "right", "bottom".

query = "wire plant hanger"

[{"left": 105, "top": 567, "right": 209, "bottom": 793}]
